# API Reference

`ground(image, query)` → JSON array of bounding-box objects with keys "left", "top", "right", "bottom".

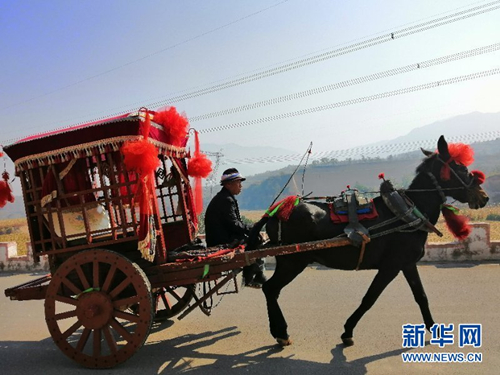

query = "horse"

[{"left": 248, "top": 136, "right": 489, "bottom": 347}]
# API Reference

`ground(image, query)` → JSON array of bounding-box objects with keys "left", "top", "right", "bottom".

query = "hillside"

[
  {"left": 375, "top": 111, "right": 500, "bottom": 145},
  {"left": 237, "top": 138, "right": 500, "bottom": 210},
  {"left": 0, "top": 197, "right": 25, "bottom": 220}
]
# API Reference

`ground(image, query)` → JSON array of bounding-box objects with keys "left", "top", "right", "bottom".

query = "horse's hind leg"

[
  {"left": 341, "top": 267, "right": 400, "bottom": 346},
  {"left": 262, "top": 255, "right": 307, "bottom": 346},
  {"left": 403, "top": 263, "right": 435, "bottom": 331}
]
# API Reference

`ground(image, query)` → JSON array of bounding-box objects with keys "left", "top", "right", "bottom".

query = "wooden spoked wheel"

[
  {"left": 44, "top": 250, "right": 153, "bottom": 368},
  {"left": 153, "top": 285, "right": 195, "bottom": 321}
]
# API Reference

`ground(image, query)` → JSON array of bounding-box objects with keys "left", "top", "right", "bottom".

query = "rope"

[
  {"left": 301, "top": 142, "right": 312, "bottom": 196},
  {"left": 270, "top": 143, "right": 313, "bottom": 207}
]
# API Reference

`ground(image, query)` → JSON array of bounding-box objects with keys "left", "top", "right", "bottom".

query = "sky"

[{"left": 1, "top": 0, "right": 499, "bottom": 167}]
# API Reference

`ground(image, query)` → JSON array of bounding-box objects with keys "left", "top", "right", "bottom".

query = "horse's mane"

[{"left": 415, "top": 153, "right": 438, "bottom": 175}]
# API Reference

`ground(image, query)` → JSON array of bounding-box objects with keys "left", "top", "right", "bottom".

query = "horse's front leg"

[
  {"left": 262, "top": 256, "right": 307, "bottom": 346},
  {"left": 341, "top": 267, "right": 400, "bottom": 346},
  {"left": 402, "top": 263, "right": 435, "bottom": 331}
]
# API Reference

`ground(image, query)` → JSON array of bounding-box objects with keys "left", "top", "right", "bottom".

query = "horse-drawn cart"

[{"left": 2, "top": 108, "right": 349, "bottom": 368}]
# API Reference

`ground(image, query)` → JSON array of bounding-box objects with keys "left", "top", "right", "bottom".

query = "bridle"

[{"left": 406, "top": 154, "right": 476, "bottom": 203}]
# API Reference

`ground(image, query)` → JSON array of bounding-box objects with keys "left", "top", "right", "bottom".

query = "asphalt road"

[{"left": 1, "top": 263, "right": 499, "bottom": 375}]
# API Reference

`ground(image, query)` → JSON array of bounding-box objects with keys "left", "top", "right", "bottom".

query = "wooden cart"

[{"left": 3, "top": 110, "right": 350, "bottom": 368}]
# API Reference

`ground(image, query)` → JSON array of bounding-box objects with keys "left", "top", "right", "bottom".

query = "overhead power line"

[
  {"left": 189, "top": 42, "right": 500, "bottom": 122},
  {"left": 2, "top": 1, "right": 499, "bottom": 144},
  {"left": 221, "top": 130, "right": 500, "bottom": 165},
  {"left": 198, "top": 67, "right": 500, "bottom": 134},
  {"left": 145, "top": 0, "right": 500, "bottom": 109},
  {"left": 8, "top": 1, "right": 500, "bottom": 129}
]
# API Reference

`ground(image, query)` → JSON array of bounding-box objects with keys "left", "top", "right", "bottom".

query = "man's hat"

[{"left": 220, "top": 168, "right": 246, "bottom": 185}]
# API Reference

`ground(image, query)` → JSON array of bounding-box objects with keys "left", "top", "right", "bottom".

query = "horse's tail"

[{"left": 246, "top": 216, "right": 270, "bottom": 250}]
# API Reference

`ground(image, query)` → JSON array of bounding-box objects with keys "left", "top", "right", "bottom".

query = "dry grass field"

[
  {"left": 1, "top": 206, "right": 498, "bottom": 256},
  {"left": 0, "top": 218, "right": 30, "bottom": 255}
]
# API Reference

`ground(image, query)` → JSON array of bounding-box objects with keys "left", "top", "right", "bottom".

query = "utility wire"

[
  {"left": 145, "top": 0, "right": 500, "bottom": 109},
  {"left": 221, "top": 130, "right": 500, "bottom": 165},
  {"left": 189, "top": 42, "right": 500, "bottom": 122},
  {"left": 2, "top": 0, "right": 499, "bottom": 143},
  {"left": 198, "top": 67, "right": 500, "bottom": 134}
]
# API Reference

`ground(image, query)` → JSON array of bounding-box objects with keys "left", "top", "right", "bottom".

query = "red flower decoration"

[{"left": 471, "top": 170, "right": 486, "bottom": 185}]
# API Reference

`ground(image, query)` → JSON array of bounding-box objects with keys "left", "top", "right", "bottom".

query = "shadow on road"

[{"left": 0, "top": 325, "right": 413, "bottom": 375}]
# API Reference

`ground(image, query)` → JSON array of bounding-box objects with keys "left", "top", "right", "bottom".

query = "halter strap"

[{"left": 426, "top": 172, "right": 447, "bottom": 203}]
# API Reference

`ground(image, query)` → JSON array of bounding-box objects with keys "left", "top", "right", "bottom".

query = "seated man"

[{"left": 204, "top": 168, "right": 267, "bottom": 288}]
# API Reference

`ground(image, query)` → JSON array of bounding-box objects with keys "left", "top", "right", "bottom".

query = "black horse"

[{"left": 249, "top": 136, "right": 489, "bottom": 347}]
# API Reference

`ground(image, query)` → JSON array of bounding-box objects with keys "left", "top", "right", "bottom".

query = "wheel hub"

[{"left": 76, "top": 291, "right": 113, "bottom": 330}]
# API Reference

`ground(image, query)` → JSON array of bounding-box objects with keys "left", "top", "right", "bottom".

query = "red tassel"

[
  {"left": 441, "top": 204, "right": 471, "bottom": 240},
  {"left": 0, "top": 171, "right": 15, "bottom": 208},
  {"left": 188, "top": 131, "right": 212, "bottom": 178},
  {"left": 153, "top": 107, "right": 189, "bottom": 145},
  {"left": 276, "top": 196, "right": 299, "bottom": 221},
  {"left": 188, "top": 154, "right": 212, "bottom": 178},
  {"left": 187, "top": 131, "right": 212, "bottom": 215},
  {"left": 265, "top": 196, "right": 299, "bottom": 222},
  {"left": 121, "top": 110, "right": 161, "bottom": 248},
  {"left": 121, "top": 140, "right": 159, "bottom": 176},
  {"left": 471, "top": 170, "right": 485, "bottom": 185},
  {"left": 194, "top": 177, "right": 203, "bottom": 216}
]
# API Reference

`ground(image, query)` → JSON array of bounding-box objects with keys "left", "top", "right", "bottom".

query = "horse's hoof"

[
  {"left": 276, "top": 337, "right": 293, "bottom": 346},
  {"left": 342, "top": 337, "right": 354, "bottom": 347}
]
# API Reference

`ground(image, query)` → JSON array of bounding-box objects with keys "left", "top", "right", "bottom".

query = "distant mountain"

[
  {"left": 237, "top": 137, "right": 500, "bottom": 210},
  {"left": 380, "top": 111, "right": 500, "bottom": 144},
  {"left": 0, "top": 196, "right": 25, "bottom": 220}
]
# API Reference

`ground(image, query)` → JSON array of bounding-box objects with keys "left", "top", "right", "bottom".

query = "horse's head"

[{"left": 420, "top": 136, "right": 489, "bottom": 209}]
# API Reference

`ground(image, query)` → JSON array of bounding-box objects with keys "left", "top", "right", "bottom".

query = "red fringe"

[
  {"left": 266, "top": 196, "right": 299, "bottom": 222},
  {"left": 441, "top": 206, "right": 471, "bottom": 240},
  {"left": 277, "top": 196, "right": 298, "bottom": 221}
]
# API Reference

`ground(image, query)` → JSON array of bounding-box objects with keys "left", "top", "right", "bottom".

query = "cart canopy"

[{"left": 4, "top": 112, "right": 187, "bottom": 172}]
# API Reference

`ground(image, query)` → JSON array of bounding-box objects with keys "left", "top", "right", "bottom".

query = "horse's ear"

[
  {"left": 420, "top": 148, "right": 434, "bottom": 157},
  {"left": 437, "top": 135, "right": 450, "bottom": 161}
]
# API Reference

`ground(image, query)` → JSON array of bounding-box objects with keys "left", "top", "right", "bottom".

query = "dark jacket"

[{"left": 204, "top": 187, "right": 251, "bottom": 247}]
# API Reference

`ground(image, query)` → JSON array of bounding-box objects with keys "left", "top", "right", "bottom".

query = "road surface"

[{"left": 1, "top": 263, "right": 499, "bottom": 374}]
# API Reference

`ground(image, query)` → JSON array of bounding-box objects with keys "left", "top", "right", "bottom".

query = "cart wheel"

[
  {"left": 44, "top": 249, "right": 153, "bottom": 368},
  {"left": 154, "top": 285, "right": 195, "bottom": 321}
]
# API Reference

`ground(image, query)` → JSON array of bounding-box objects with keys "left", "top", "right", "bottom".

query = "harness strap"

[
  {"left": 426, "top": 172, "right": 447, "bottom": 203},
  {"left": 369, "top": 218, "right": 423, "bottom": 238},
  {"left": 355, "top": 233, "right": 371, "bottom": 270}
]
